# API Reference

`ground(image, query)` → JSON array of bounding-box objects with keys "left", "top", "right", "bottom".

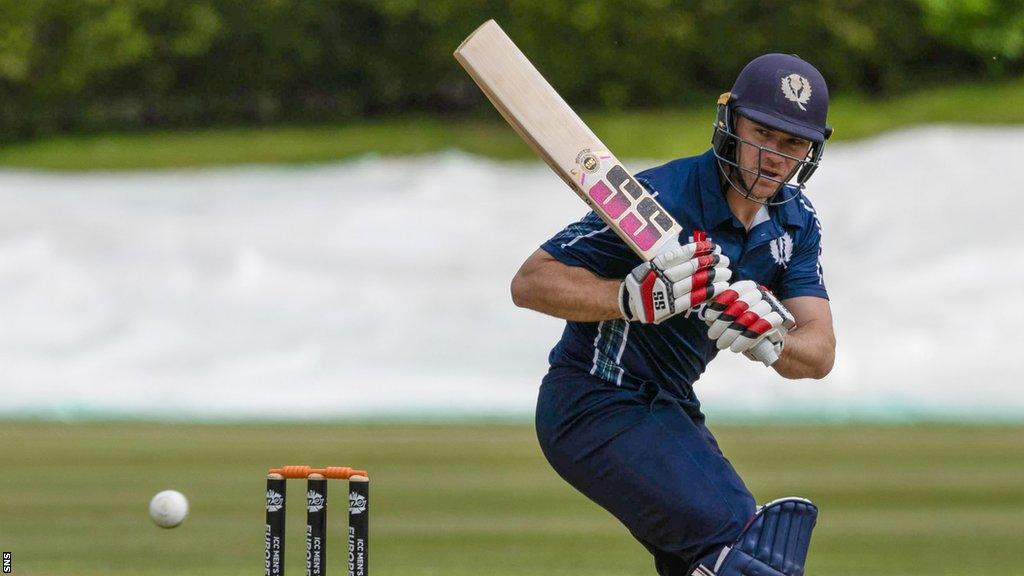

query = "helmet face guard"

[{"left": 712, "top": 93, "right": 829, "bottom": 206}]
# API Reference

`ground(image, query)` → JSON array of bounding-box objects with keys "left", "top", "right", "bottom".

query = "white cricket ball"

[{"left": 149, "top": 490, "right": 189, "bottom": 528}]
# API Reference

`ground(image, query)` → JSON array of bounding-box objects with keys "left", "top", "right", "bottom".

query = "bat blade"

[{"left": 454, "top": 20, "right": 682, "bottom": 260}]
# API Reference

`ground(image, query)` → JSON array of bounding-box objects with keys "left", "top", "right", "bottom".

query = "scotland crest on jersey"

[{"left": 769, "top": 232, "right": 794, "bottom": 268}]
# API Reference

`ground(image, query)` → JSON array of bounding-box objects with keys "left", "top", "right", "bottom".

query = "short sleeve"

[
  {"left": 776, "top": 219, "right": 829, "bottom": 300},
  {"left": 540, "top": 212, "right": 640, "bottom": 280}
]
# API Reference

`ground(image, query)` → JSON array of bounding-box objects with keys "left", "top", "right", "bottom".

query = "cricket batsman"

[{"left": 511, "top": 54, "right": 836, "bottom": 576}]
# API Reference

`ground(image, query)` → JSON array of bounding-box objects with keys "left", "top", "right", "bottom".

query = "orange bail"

[{"left": 268, "top": 465, "right": 368, "bottom": 479}]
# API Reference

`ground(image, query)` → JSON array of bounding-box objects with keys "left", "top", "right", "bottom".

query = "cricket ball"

[{"left": 149, "top": 489, "right": 189, "bottom": 528}]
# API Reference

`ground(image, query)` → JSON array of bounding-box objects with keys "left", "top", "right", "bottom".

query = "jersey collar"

[
  {"left": 773, "top": 185, "right": 809, "bottom": 228},
  {"left": 696, "top": 149, "right": 738, "bottom": 229}
]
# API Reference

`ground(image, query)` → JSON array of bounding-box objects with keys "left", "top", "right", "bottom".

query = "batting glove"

[
  {"left": 704, "top": 280, "right": 796, "bottom": 365},
  {"left": 619, "top": 240, "right": 732, "bottom": 324}
]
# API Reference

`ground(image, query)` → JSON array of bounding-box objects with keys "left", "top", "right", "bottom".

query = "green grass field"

[
  {"left": 2, "top": 78, "right": 1024, "bottom": 170},
  {"left": 0, "top": 422, "right": 1021, "bottom": 575}
]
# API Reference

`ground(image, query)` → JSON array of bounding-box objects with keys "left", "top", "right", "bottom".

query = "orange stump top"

[{"left": 268, "top": 465, "right": 369, "bottom": 479}]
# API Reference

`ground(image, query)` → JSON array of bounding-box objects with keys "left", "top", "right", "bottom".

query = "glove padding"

[
  {"left": 704, "top": 280, "right": 796, "bottom": 365},
  {"left": 619, "top": 239, "right": 732, "bottom": 324}
]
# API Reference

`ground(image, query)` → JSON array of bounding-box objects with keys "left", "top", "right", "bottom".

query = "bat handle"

[{"left": 750, "top": 338, "right": 780, "bottom": 367}]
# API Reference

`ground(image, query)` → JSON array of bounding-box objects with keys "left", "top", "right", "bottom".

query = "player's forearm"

[
  {"left": 771, "top": 322, "right": 835, "bottom": 379},
  {"left": 511, "top": 252, "right": 623, "bottom": 322}
]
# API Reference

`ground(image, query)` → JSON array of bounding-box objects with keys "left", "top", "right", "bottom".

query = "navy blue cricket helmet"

[{"left": 712, "top": 53, "right": 833, "bottom": 204}]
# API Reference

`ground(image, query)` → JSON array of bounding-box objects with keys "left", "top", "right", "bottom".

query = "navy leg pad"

[{"left": 695, "top": 497, "right": 818, "bottom": 576}]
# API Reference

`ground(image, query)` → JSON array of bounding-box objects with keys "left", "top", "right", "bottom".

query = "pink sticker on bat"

[
  {"left": 632, "top": 227, "right": 662, "bottom": 251},
  {"left": 588, "top": 180, "right": 611, "bottom": 203},
  {"left": 588, "top": 181, "right": 629, "bottom": 219},
  {"left": 618, "top": 214, "right": 660, "bottom": 252},
  {"left": 618, "top": 213, "right": 642, "bottom": 235}
]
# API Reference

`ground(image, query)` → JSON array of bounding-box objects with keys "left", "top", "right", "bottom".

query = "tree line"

[{"left": 0, "top": 0, "right": 1020, "bottom": 140}]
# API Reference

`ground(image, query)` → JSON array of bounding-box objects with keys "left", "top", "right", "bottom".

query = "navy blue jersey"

[{"left": 541, "top": 149, "right": 827, "bottom": 404}]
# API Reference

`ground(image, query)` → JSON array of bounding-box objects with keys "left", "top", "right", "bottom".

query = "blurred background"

[{"left": 1, "top": 1, "right": 1022, "bottom": 575}]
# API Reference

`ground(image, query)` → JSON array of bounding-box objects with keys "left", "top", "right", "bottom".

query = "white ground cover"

[{"left": 0, "top": 126, "right": 1019, "bottom": 422}]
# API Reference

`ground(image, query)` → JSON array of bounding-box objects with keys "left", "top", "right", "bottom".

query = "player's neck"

[{"left": 723, "top": 185, "right": 766, "bottom": 231}]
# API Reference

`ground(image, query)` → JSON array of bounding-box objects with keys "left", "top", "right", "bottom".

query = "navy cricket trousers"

[{"left": 535, "top": 366, "right": 756, "bottom": 575}]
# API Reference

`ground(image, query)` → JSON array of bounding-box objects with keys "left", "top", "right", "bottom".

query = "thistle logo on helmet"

[{"left": 781, "top": 74, "right": 812, "bottom": 111}]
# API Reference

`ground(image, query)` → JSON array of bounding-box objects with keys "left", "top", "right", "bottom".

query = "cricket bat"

[
  {"left": 453, "top": 20, "right": 681, "bottom": 260},
  {"left": 454, "top": 20, "right": 781, "bottom": 364}
]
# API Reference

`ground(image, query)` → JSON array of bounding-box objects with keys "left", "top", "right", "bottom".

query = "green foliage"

[
  {"left": 5, "top": 76, "right": 1024, "bottom": 170},
  {"left": 917, "top": 0, "right": 1024, "bottom": 74},
  {"left": 0, "top": 0, "right": 1021, "bottom": 141}
]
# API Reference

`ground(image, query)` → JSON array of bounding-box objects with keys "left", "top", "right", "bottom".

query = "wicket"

[{"left": 265, "top": 465, "right": 369, "bottom": 576}]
